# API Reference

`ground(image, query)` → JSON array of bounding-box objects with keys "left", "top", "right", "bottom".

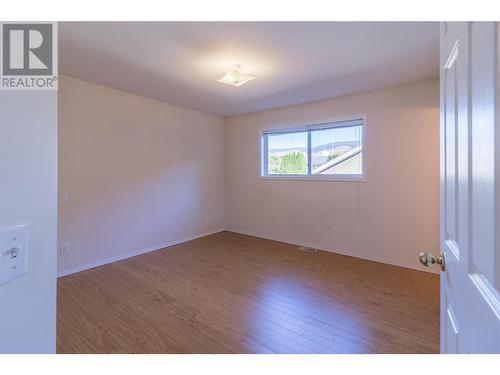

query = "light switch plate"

[{"left": 0, "top": 223, "right": 28, "bottom": 286}]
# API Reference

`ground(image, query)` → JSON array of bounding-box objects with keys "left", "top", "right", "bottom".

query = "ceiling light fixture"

[{"left": 217, "top": 64, "right": 255, "bottom": 87}]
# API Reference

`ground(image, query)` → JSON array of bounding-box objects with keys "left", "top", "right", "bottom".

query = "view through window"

[{"left": 262, "top": 119, "right": 364, "bottom": 178}]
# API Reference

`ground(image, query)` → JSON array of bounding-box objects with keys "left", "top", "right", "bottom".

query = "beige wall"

[
  {"left": 58, "top": 77, "right": 439, "bottom": 276},
  {"left": 225, "top": 79, "right": 440, "bottom": 272},
  {"left": 58, "top": 76, "right": 226, "bottom": 275}
]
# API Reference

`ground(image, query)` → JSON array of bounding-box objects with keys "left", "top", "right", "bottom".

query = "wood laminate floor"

[{"left": 57, "top": 231, "right": 440, "bottom": 353}]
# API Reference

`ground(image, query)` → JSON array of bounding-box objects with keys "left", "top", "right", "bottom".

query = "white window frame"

[{"left": 259, "top": 115, "right": 367, "bottom": 182}]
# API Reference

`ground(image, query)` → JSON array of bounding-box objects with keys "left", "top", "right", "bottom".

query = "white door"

[{"left": 430, "top": 21, "right": 500, "bottom": 353}]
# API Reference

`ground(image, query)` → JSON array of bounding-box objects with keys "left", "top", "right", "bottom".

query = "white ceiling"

[{"left": 59, "top": 22, "right": 439, "bottom": 117}]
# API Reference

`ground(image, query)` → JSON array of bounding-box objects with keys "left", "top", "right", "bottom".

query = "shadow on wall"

[{"left": 57, "top": 76, "right": 225, "bottom": 274}]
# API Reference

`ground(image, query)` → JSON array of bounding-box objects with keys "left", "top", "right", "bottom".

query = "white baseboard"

[
  {"left": 57, "top": 228, "right": 227, "bottom": 278},
  {"left": 58, "top": 226, "right": 437, "bottom": 278},
  {"left": 226, "top": 228, "right": 438, "bottom": 274}
]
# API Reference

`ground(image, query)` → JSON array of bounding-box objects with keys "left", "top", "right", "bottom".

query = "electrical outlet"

[
  {"left": 60, "top": 243, "right": 69, "bottom": 255},
  {"left": 61, "top": 193, "right": 69, "bottom": 204}
]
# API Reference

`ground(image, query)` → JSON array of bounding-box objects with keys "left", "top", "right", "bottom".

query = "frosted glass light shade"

[{"left": 217, "top": 65, "right": 255, "bottom": 87}]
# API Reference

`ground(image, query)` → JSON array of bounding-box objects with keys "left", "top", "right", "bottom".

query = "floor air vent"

[{"left": 297, "top": 246, "right": 319, "bottom": 253}]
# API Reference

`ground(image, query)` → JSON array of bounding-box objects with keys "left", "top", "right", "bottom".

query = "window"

[{"left": 261, "top": 118, "right": 364, "bottom": 180}]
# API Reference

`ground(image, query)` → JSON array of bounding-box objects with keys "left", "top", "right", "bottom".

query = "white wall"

[
  {"left": 0, "top": 91, "right": 58, "bottom": 353},
  {"left": 58, "top": 76, "right": 226, "bottom": 275},
  {"left": 225, "top": 79, "right": 440, "bottom": 272}
]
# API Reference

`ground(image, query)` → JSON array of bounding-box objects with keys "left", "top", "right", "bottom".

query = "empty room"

[
  {"left": 1, "top": 4, "right": 500, "bottom": 369},
  {"left": 56, "top": 22, "right": 442, "bottom": 354}
]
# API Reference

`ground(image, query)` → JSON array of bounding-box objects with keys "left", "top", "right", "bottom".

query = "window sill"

[{"left": 258, "top": 175, "right": 367, "bottom": 182}]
